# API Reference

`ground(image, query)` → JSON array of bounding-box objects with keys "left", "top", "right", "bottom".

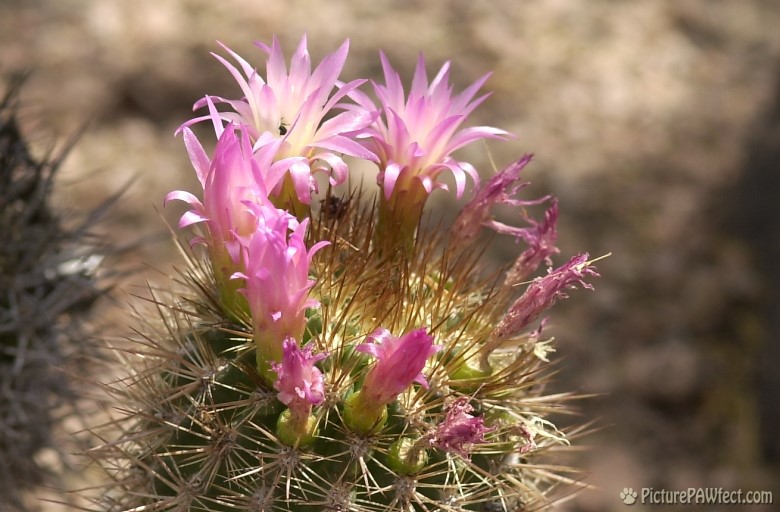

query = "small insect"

[
  {"left": 322, "top": 195, "right": 350, "bottom": 219},
  {"left": 279, "top": 122, "right": 288, "bottom": 136},
  {"left": 482, "top": 502, "right": 507, "bottom": 512}
]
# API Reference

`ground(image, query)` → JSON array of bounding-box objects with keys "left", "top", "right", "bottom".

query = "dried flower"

[
  {"left": 432, "top": 397, "right": 493, "bottom": 458},
  {"left": 504, "top": 200, "right": 559, "bottom": 286},
  {"left": 491, "top": 254, "right": 599, "bottom": 343},
  {"left": 181, "top": 35, "right": 376, "bottom": 208},
  {"left": 451, "top": 155, "right": 559, "bottom": 283},
  {"left": 231, "top": 203, "right": 328, "bottom": 378},
  {"left": 271, "top": 338, "right": 327, "bottom": 420}
]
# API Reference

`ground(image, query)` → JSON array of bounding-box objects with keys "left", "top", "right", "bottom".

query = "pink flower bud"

[
  {"left": 232, "top": 204, "right": 328, "bottom": 367},
  {"left": 271, "top": 338, "right": 327, "bottom": 420},
  {"left": 355, "top": 328, "right": 441, "bottom": 406},
  {"left": 432, "top": 397, "right": 493, "bottom": 458}
]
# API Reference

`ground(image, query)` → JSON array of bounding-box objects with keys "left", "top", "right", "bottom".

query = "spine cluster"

[{"left": 0, "top": 78, "right": 111, "bottom": 510}]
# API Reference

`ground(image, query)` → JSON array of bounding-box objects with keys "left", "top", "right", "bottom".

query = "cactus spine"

[{"left": 0, "top": 77, "right": 112, "bottom": 510}]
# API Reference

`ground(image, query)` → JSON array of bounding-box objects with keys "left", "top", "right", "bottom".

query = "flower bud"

[
  {"left": 355, "top": 328, "right": 440, "bottom": 405},
  {"left": 271, "top": 338, "right": 327, "bottom": 421},
  {"left": 232, "top": 205, "right": 328, "bottom": 379}
]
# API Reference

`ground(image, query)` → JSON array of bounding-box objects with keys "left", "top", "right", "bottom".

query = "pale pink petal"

[
  {"left": 164, "top": 190, "right": 203, "bottom": 209},
  {"left": 382, "top": 162, "right": 403, "bottom": 200},
  {"left": 181, "top": 128, "right": 211, "bottom": 185},
  {"left": 178, "top": 210, "right": 209, "bottom": 229}
]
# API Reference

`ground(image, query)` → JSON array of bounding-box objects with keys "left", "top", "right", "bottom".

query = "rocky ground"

[{"left": 2, "top": 0, "right": 780, "bottom": 510}]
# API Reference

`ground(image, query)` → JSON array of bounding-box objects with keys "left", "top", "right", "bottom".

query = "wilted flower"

[
  {"left": 356, "top": 327, "right": 441, "bottom": 405},
  {"left": 271, "top": 338, "right": 328, "bottom": 420},
  {"left": 231, "top": 203, "right": 328, "bottom": 378},
  {"left": 452, "top": 154, "right": 559, "bottom": 284},
  {"left": 490, "top": 253, "right": 599, "bottom": 344},
  {"left": 452, "top": 154, "right": 536, "bottom": 241},
  {"left": 432, "top": 397, "right": 494, "bottom": 458},
  {"left": 181, "top": 35, "right": 377, "bottom": 208},
  {"left": 355, "top": 52, "right": 509, "bottom": 241},
  {"left": 504, "top": 200, "right": 559, "bottom": 286}
]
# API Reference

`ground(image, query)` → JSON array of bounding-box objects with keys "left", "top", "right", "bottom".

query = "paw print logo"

[{"left": 620, "top": 487, "right": 638, "bottom": 505}]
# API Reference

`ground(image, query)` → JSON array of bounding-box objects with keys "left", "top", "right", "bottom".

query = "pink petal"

[
  {"left": 409, "top": 53, "right": 429, "bottom": 99},
  {"left": 315, "top": 135, "right": 377, "bottom": 161},
  {"left": 178, "top": 210, "right": 209, "bottom": 229},
  {"left": 181, "top": 129, "right": 211, "bottom": 185},
  {"left": 446, "top": 126, "right": 511, "bottom": 153},
  {"left": 164, "top": 190, "right": 203, "bottom": 209},
  {"left": 382, "top": 162, "right": 403, "bottom": 200}
]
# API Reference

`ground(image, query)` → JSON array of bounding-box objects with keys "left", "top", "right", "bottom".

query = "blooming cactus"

[{"left": 93, "top": 35, "right": 602, "bottom": 512}]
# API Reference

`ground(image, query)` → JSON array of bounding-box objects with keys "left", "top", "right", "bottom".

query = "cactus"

[
  {"left": 0, "top": 76, "right": 113, "bottom": 510},
  {"left": 89, "top": 37, "right": 600, "bottom": 511}
]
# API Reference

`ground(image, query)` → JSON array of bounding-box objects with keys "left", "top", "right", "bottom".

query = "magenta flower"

[
  {"left": 165, "top": 124, "right": 296, "bottom": 302},
  {"left": 355, "top": 327, "right": 441, "bottom": 406},
  {"left": 492, "top": 254, "right": 599, "bottom": 342},
  {"left": 181, "top": 35, "right": 377, "bottom": 206},
  {"left": 432, "top": 397, "right": 494, "bottom": 458},
  {"left": 271, "top": 338, "right": 328, "bottom": 420},
  {"left": 355, "top": 53, "right": 509, "bottom": 213},
  {"left": 165, "top": 125, "right": 261, "bottom": 245},
  {"left": 231, "top": 203, "right": 329, "bottom": 371}
]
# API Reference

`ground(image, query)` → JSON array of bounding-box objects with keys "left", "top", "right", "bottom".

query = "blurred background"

[{"left": 2, "top": 0, "right": 779, "bottom": 510}]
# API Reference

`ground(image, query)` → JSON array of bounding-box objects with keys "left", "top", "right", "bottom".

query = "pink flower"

[
  {"left": 355, "top": 328, "right": 441, "bottom": 406},
  {"left": 165, "top": 124, "right": 293, "bottom": 284},
  {"left": 492, "top": 254, "right": 599, "bottom": 341},
  {"left": 271, "top": 338, "right": 327, "bottom": 420},
  {"left": 432, "top": 397, "right": 493, "bottom": 458},
  {"left": 181, "top": 35, "right": 377, "bottom": 205},
  {"left": 232, "top": 204, "right": 329, "bottom": 365},
  {"left": 356, "top": 52, "right": 509, "bottom": 204}
]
